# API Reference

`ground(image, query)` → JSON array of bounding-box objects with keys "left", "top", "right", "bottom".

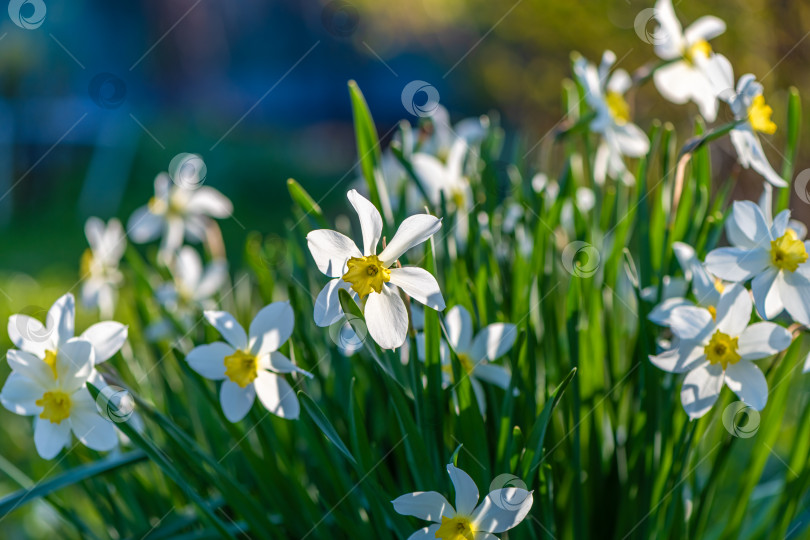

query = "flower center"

[
  {"left": 704, "top": 330, "right": 741, "bottom": 369},
  {"left": 770, "top": 229, "right": 808, "bottom": 272},
  {"left": 748, "top": 94, "right": 777, "bottom": 134},
  {"left": 43, "top": 349, "right": 58, "bottom": 379},
  {"left": 342, "top": 255, "right": 391, "bottom": 298},
  {"left": 685, "top": 39, "right": 712, "bottom": 64},
  {"left": 36, "top": 390, "right": 72, "bottom": 424},
  {"left": 223, "top": 350, "right": 259, "bottom": 388},
  {"left": 435, "top": 516, "right": 475, "bottom": 540},
  {"left": 606, "top": 91, "right": 630, "bottom": 125}
]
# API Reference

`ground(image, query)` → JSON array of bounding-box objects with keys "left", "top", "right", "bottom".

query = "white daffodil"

[
  {"left": 646, "top": 242, "right": 725, "bottom": 326},
  {"left": 418, "top": 105, "right": 489, "bottom": 161},
  {"left": 392, "top": 463, "right": 533, "bottom": 540},
  {"left": 81, "top": 217, "right": 125, "bottom": 319},
  {"left": 156, "top": 246, "right": 228, "bottom": 309},
  {"left": 651, "top": 0, "right": 728, "bottom": 121},
  {"left": 412, "top": 138, "right": 473, "bottom": 250},
  {"left": 127, "top": 172, "right": 233, "bottom": 257},
  {"left": 705, "top": 200, "right": 810, "bottom": 325},
  {"left": 8, "top": 293, "right": 129, "bottom": 373},
  {"left": 416, "top": 305, "right": 516, "bottom": 415},
  {"left": 650, "top": 284, "right": 791, "bottom": 418},
  {"left": 307, "top": 189, "right": 446, "bottom": 350},
  {"left": 186, "top": 302, "right": 311, "bottom": 422},
  {"left": 573, "top": 50, "right": 650, "bottom": 185},
  {"left": 0, "top": 340, "right": 118, "bottom": 458}
]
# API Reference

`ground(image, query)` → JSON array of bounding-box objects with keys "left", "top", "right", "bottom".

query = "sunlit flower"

[
  {"left": 392, "top": 463, "right": 533, "bottom": 540},
  {"left": 8, "top": 293, "right": 129, "bottom": 372},
  {"left": 573, "top": 50, "right": 650, "bottom": 185},
  {"left": 307, "top": 189, "right": 446, "bottom": 350},
  {"left": 127, "top": 172, "right": 233, "bottom": 257},
  {"left": 650, "top": 284, "right": 791, "bottom": 418},
  {"left": 186, "top": 302, "right": 311, "bottom": 422},
  {"left": 156, "top": 246, "right": 228, "bottom": 309},
  {"left": 705, "top": 201, "right": 810, "bottom": 324},
  {"left": 416, "top": 305, "right": 516, "bottom": 415},
  {"left": 651, "top": 0, "right": 728, "bottom": 121},
  {"left": 81, "top": 217, "right": 125, "bottom": 319},
  {"left": 0, "top": 340, "right": 118, "bottom": 458}
]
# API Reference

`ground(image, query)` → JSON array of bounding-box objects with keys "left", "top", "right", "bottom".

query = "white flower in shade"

[
  {"left": 705, "top": 201, "right": 810, "bottom": 325},
  {"left": 573, "top": 50, "right": 650, "bottom": 185},
  {"left": 646, "top": 242, "right": 725, "bottom": 326},
  {"left": 127, "top": 172, "right": 233, "bottom": 256},
  {"left": 8, "top": 294, "right": 129, "bottom": 374},
  {"left": 392, "top": 463, "right": 533, "bottom": 540},
  {"left": 81, "top": 217, "right": 125, "bottom": 319},
  {"left": 307, "top": 189, "right": 446, "bottom": 350},
  {"left": 0, "top": 340, "right": 118, "bottom": 459},
  {"left": 186, "top": 302, "right": 311, "bottom": 422},
  {"left": 156, "top": 246, "right": 228, "bottom": 309},
  {"left": 650, "top": 284, "right": 791, "bottom": 418},
  {"left": 412, "top": 139, "right": 473, "bottom": 249},
  {"left": 416, "top": 305, "right": 517, "bottom": 415},
  {"left": 651, "top": 0, "right": 728, "bottom": 121},
  {"left": 418, "top": 105, "right": 489, "bottom": 160}
]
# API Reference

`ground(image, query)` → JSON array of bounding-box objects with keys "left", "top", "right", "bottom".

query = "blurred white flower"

[
  {"left": 156, "top": 246, "right": 228, "bottom": 309},
  {"left": 81, "top": 217, "right": 125, "bottom": 319},
  {"left": 0, "top": 339, "right": 118, "bottom": 459},
  {"left": 651, "top": 0, "right": 728, "bottom": 121},
  {"left": 392, "top": 463, "right": 533, "bottom": 540},
  {"left": 127, "top": 172, "right": 233, "bottom": 258},
  {"left": 307, "top": 189, "right": 446, "bottom": 350},
  {"left": 186, "top": 302, "right": 311, "bottom": 422},
  {"left": 418, "top": 105, "right": 489, "bottom": 160},
  {"left": 650, "top": 284, "right": 791, "bottom": 418},
  {"left": 417, "top": 305, "right": 517, "bottom": 415},
  {"left": 705, "top": 200, "right": 810, "bottom": 324},
  {"left": 573, "top": 50, "right": 650, "bottom": 185}
]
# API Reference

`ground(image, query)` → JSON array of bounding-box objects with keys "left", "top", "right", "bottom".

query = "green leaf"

[
  {"left": 299, "top": 391, "right": 357, "bottom": 466},
  {"left": 287, "top": 178, "right": 328, "bottom": 228}
]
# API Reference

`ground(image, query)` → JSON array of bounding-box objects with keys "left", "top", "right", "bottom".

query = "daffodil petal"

[
  {"left": 219, "top": 380, "right": 255, "bottom": 423},
  {"left": 704, "top": 247, "right": 770, "bottom": 282},
  {"left": 737, "top": 322, "right": 792, "bottom": 360},
  {"left": 254, "top": 371, "right": 300, "bottom": 419},
  {"left": 469, "top": 324, "right": 518, "bottom": 362},
  {"left": 680, "top": 362, "right": 723, "bottom": 419},
  {"left": 447, "top": 464, "right": 479, "bottom": 515},
  {"left": 187, "top": 342, "right": 233, "bottom": 380},
  {"left": 364, "top": 285, "right": 409, "bottom": 350},
  {"left": 391, "top": 491, "right": 455, "bottom": 521},
  {"left": 48, "top": 293, "right": 75, "bottom": 348},
  {"left": 204, "top": 311, "right": 248, "bottom": 350},
  {"left": 314, "top": 279, "right": 351, "bottom": 327},
  {"left": 186, "top": 187, "right": 233, "bottom": 217},
  {"left": 379, "top": 214, "right": 442, "bottom": 267},
  {"left": 306, "top": 229, "right": 362, "bottom": 277},
  {"left": 1, "top": 372, "right": 42, "bottom": 415},
  {"left": 445, "top": 305, "right": 474, "bottom": 352},
  {"left": 388, "top": 267, "right": 446, "bottom": 311},
  {"left": 471, "top": 488, "right": 534, "bottom": 533},
  {"left": 127, "top": 205, "right": 164, "bottom": 243},
  {"left": 714, "top": 284, "right": 752, "bottom": 337},
  {"left": 250, "top": 302, "right": 294, "bottom": 356},
  {"left": 724, "top": 361, "right": 768, "bottom": 410},
  {"left": 347, "top": 189, "right": 382, "bottom": 256},
  {"left": 79, "top": 322, "right": 128, "bottom": 364},
  {"left": 34, "top": 417, "right": 71, "bottom": 459}
]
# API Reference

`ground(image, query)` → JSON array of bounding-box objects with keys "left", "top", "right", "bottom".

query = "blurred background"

[{"left": 0, "top": 0, "right": 809, "bottom": 536}]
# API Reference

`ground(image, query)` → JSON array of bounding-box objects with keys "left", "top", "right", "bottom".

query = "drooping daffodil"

[{"left": 307, "top": 189, "right": 446, "bottom": 350}]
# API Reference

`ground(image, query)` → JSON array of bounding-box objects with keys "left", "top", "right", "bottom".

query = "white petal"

[
  {"left": 391, "top": 491, "right": 455, "bottom": 521},
  {"left": 364, "top": 285, "right": 409, "bottom": 350},
  {"left": 186, "top": 187, "right": 233, "bottom": 217},
  {"left": 751, "top": 268, "right": 783, "bottom": 320},
  {"left": 714, "top": 284, "right": 752, "bottom": 337},
  {"left": 127, "top": 206, "right": 164, "bottom": 243},
  {"left": 314, "top": 279, "right": 351, "bottom": 327},
  {"left": 388, "top": 267, "right": 446, "bottom": 311},
  {"left": 84, "top": 216, "right": 105, "bottom": 250},
  {"left": 778, "top": 271, "right": 810, "bottom": 326},
  {"left": 7, "top": 349, "right": 52, "bottom": 388},
  {"left": 379, "top": 215, "right": 442, "bottom": 267},
  {"left": 684, "top": 16, "right": 726, "bottom": 43},
  {"left": 7, "top": 314, "right": 51, "bottom": 356},
  {"left": 610, "top": 122, "right": 650, "bottom": 158},
  {"left": 724, "top": 361, "right": 768, "bottom": 410},
  {"left": 733, "top": 127, "right": 787, "bottom": 187},
  {"left": 668, "top": 306, "right": 714, "bottom": 341},
  {"left": 474, "top": 363, "right": 512, "bottom": 390},
  {"left": 1, "top": 372, "right": 42, "bottom": 415},
  {"left": 219, "top": 380, "right": 255, "bottom": 422},
  {"left": 70, "top": 403, "right": 118, "bottom": 452},
  {"left": 306, "top": 229, "right": 362, "bottom": 278},
  {"left": 254, "top": 371, "right": 300, "bottom": 419},
  {"left": 194, "top": 260, "right": 228, "bottom": 301},
  {"left": 771, "top": 210, "right": 790, "bottom": 239},
  {"left": 48, "top": 293, "right": 75, "bottom": 347},
  {"left": 175, "top": 246, "right": 203, "bottom": 289},
  {"left": 653, "top": 62, "right": 696, "bottom": 105},
  {"left": 79, "top": 322, "right": 128, "bottom": 364},
  {"left": 56, "top": 340, "right": 94, "bottom": 393},
  {"left": 447, "top": 464, "right": 479, "bottom": 515},
  {"left": 34, "top": 417, "right": 71, "bottom": 459},
  {"left": 445, "top": 305, "right": 474, "bottom": 352},
  {"left": 471, "top": 378, "right": 487, "bottom": 417},
  {"left": 649, "top": 341, "right": 706, "bottom": 374},
  {"left": 261, "top": 351, "right": 312, "bottom": 378},
  {"left": 737, "top": 322, "right": 792, "bottom": 360},
  {"left": 347, "top": 189, "right": 383, "bottom": 256},
  {"left": 704, "top": 247, "right": 770, "bottom": 282},
  {"left": 653, "top": 0, "right": 684, "bottom": 60},
  {"left": 249, "top": 302, "right": 294, "bottom": 356},
  {"left": 680, "top": 362, "right": 724, "bottom": 419},
  {"left": 204, "top": 311, "right": 248, "bottom": 350},
  {"left": 471, "top": 488, "right": 534, "bottom": 533},
  {"left": 405, "top": 525, "right": 441, "bottom": 540},
  {"left": 186, "top": 342, "right": 233, "bottom": 380},
  {"left": 729, "top": 200, "right": 772, "bottom": 249},
  {"left": 649, "top": 297, "right": 693, "bottom": 326},
  {"left": 607, "top": 69, "right": 632, "bottom": 95},
  {"left": 469, "top": 324, "right": 518, "bottom": 362}
]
